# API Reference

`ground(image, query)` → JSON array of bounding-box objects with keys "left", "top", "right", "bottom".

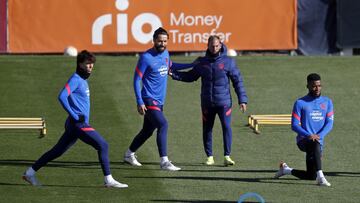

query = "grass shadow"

[
  {"left": 0, "top": 159, "right": 171, "bottom": 171},
  {"left": 3, "top": 159, "right": 358, "bottom": 178},
  {"left": 325, "top": 171, "right": 360, "bottom": 177},
  {"left": 0, "top": 182, "right": 105, "bottom": 189},
  {"left": 125, "top": 175, "right": 313, "bottom": 186},
  {"left": 151, "top": 200, "right": 236, "bottom": 203}
]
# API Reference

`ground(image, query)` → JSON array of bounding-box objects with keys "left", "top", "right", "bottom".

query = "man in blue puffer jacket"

[{"left": 171, "top": 35, "right": 248, "bottom": 166}]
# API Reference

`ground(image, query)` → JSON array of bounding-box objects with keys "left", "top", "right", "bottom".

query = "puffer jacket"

[{"left": 171, "top": 45, "right": 247, "bottom": 107}]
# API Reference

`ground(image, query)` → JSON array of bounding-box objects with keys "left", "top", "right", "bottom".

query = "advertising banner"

[
  {"left": 8, "top": 0, "right": 297, "bottom": 53},
  {"left": 0, "top": 0, "right": 6, "bottom": 52}
]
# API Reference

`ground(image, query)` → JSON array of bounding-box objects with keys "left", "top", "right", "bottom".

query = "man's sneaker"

[
  {"left": 224, "top": 156, "right": 235, "bottom": 166},
  {"left": 317, "top": 177, "right": 331, "bottom": 187},
  {"left": 105, "top": 180, "right": 128, "bottom": 188},
  {"left": 124, "top": 154, "right": 142, "bottom": 166},
  {"left": 22, "top": 173, "right": 41, "bottom": 186},
  {"left": 160, "top": 161, "right": 181, "bottom": 171},
  {"left": 205, "top": 156, "right": 215, "bottom": 165},
  {"left": 274, "top": 162, "right": 289, "bottom": 179}
]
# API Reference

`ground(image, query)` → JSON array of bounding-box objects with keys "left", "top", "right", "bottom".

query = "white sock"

[
  {"left": 126, "top": 149, "right": 135, "bottom": 157},
  {"left": 316, "top": 170, "right": 325, "bottom": 179},
  {"left": 25, "top": 167, "right": 36, "bottom": 176},
  {"left": 160, "top": 156, "right": 169, "bottom": 163},
  {"left": 283, "top": 166, "right": 293, "bottom": 175},
  {"left": 104, "top": 174, "right": 115, "bottom": 184}
]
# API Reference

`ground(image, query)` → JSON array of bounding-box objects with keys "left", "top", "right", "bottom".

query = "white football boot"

[
  {"left": 124, "top": 154, "right": 142, "bottom": 166},
  {"left": 274, "top": 162, "right": 289, "bottom": 179},
  {"left": 22, "top": 173, "right": 42, "bottom": 186},
  {"left": 104, "top": 179, "right": 128, "bottom": 188},
  {"left": 317, "top": 177, "right": 331, "bottom": 187},
  {"left": 160, "top": 161, "right": 181, "bottom": 171}
]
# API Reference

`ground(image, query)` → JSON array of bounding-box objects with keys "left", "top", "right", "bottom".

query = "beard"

[
  {"left": 206, "top": 49, "right": 221, "bottom": 58},
  {"left": 309, "top": 91, "right": 321, "bottom": 97},
  {"left": 76, "top": 64, "right": 91, "bottom": 79},
  {"left": 155, "top": 44, "right": 166, "bottom": 52}
]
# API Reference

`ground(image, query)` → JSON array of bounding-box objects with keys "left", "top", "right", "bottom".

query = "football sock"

[
  {"left": 126, "top": 149, "right": 134, "bottom": 157},
  {"left": 283, "top": 166, "right": 293, "bottom": 175},
  {"left": 316, "top": 170, "right": 325, "bottom": 179},
  {"left": 104, "top": 174, "right": 115, "bottom": 183},
  {"left": 160, "top": 156, "right": 169, "bottom": 163},
  {"left": 25, "top": 167, "right": 36, "bottom": 176}
]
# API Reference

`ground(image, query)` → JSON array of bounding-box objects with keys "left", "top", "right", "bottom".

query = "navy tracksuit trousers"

[
  {"left": 202, "top": 105, "right": 232, "bottom": 156},
  {"left": 129, "top": 103, "right": 168, "bottom": 157},
  {"left": 291, "top": 139, "right": 322, "bottom": 180},
  {"left": 32, "top": 117, "right": 111, "bottom": 176}
]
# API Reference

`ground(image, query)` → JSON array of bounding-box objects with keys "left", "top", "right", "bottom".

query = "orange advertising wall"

[
  {"left": 8, "top": 0, "right": 297, "bottom": 53},
  {"left": 0, "top": 0, "right": 6, "bottom": 52}
]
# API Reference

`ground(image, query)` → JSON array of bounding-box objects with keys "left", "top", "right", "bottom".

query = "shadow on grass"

[
  {"left": 2, "top": 159, "right": 358, "bottom": 178},
  {"left": 325, "top": 171, "right": 360, "bottom": 177},
  {"left": 0, "top": 159, "right": 102, "bottom": 168},
  {"left": 151, "top": 199, "right": 236, "bottom": 203},
  {"left": 125, "top": 175, "right": 314, "bottom": 186},
  {"left": 0, "top": 159, "right": 186, "bottom": 172},
  {"left": 0, "top": 159, "right": 183, "bottom": 172},
  {"left": 181, "top": 168, "right": 276, "bottom": 173},
  {"left": 151, "top": 199, "right": 272, "bottom": 203},
  {"left": 0, "top": 159, "right": 156, "bottom": 171},
  {"left": 0, "top": 182, "right": 105, "bottom": 188},
  {"left": 0, "top": 159, "right": 271, "bottom": 172}
]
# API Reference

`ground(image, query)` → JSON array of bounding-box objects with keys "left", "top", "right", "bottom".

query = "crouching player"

[
  {"left": 274, "top": 73, "right": 333, "bottom": 186},
  {"left": 22, "top": 50, "right": 128, "bottom": 188}
]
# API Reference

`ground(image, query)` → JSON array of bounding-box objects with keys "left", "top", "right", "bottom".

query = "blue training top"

[
  {"left": 133, "top": 48, "right": 193, "bottom": 106},
  {"left": 58, "top": 73, "right": 90, "bottom": 123},
  {"left": 291, "top": 94, "right": 334, "bottom": 147}
]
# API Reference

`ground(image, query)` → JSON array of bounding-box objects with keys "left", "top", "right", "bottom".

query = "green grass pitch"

[{"left": 0, "top": 55, "right": 359, "bottom": 202}]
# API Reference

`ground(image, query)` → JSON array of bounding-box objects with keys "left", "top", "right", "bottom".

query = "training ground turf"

[{"left": 0, "top": 55, "right": 359, "bottom": 202}]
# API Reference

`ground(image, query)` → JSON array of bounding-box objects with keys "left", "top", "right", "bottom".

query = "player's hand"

[
  {"left": 137, "top": 104, "right": 147, "bottom": 115},
  {"left": 168, "top": 69, "right": 180, "bottom": 80},
  {"left": 240, "top": 103, "right": 247, "bottom": 113},
  {"left": 308, "top": 134, "right": 320, "bottom": 142},
  {"left": 168, "top": 68, "right": 173, "bottom": 76}
]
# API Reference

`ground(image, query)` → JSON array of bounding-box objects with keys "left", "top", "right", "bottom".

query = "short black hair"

[
  {"left": 77, "top": 50, "right": 96, "bottom": 65},
  {"left": 153, "top": 27, "right": 169, "bottom": 40},
  {"left": 307, "top": 73, "right": 321, "bottom": 83}
]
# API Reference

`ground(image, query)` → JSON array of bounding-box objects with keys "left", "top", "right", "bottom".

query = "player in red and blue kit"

[
  {"left": 124, "top": 27, "right": 194, "bottom": 171},
  {"left": 23, "top": 50, "right": 128, "bottom": 188},
  {"left": 274, "top": 73, "right": 333, "bottom": 186}
]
